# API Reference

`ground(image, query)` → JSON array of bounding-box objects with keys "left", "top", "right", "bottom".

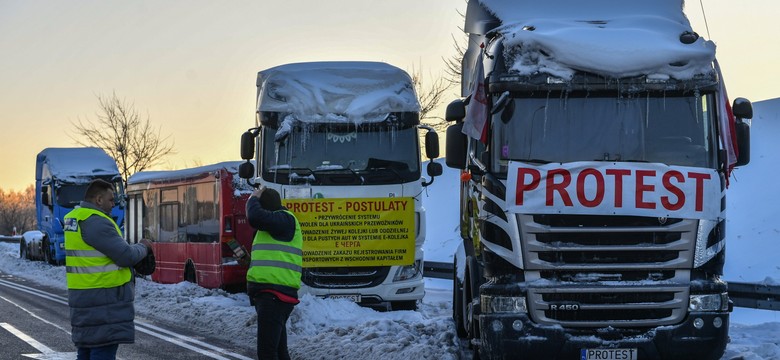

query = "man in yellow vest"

[
  {"left": 64, "top": 179, "right": 151, "bottom": 360},
  {"left": 246, "top": 185, "right": 302, "bottom": 360}
]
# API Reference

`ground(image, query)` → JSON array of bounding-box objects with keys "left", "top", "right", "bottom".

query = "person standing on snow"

[
  {"left": 64, "top": 179, "right": 153, "bottom": 359},
  {"left": 245, "top": 185, "right": 302, "bottom": 360}
]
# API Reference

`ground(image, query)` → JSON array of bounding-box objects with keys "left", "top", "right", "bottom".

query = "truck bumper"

[
  {"left": 299, "top": 274, "right": 425, "bottom": 308},
  {"left": 478, "top": 312, "right": 728, "bottom": 360}
]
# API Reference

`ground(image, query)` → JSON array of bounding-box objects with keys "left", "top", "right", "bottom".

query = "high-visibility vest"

[
  {"left": 246, "top": 210, "right": 303, "bottom": 289},
  {"left": 64, "top": 207, "right": 131, "bottom": 290}
]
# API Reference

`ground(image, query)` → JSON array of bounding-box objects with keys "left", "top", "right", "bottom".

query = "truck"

[
  {"left": 238, "top": 61, "right": 441, "bottom": 310},
  {"left": 444, "top": 1, "right": 753, "bottom": 359},
  {"left": 20, "top": 147, "right": 124, "bottom": 265}
]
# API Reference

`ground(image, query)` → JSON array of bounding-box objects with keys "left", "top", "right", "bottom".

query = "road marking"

[
  {"left": 0, "top": 278, "right": 252, "bottom": 360},
  {"left": 0, "top": 295, "right": 70, "bottom": 335},
  {"left": 0, "top": 322, "right": 76, "bottom": 360}
]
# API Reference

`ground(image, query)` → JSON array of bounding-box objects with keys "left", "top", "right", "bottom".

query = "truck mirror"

[
  {"left": 445, "top": 99, "right": 466, "bottom": 122},
  {"left": 238, "top": 161, "right": 255, "bottom": 180},
  {"left": 425, "top": 130, "right": 440, "bottom": 159},
  {"left": 41, "top": 186, "right": 51, "bottom": 207},
  {"left": 427, "top": 161, "right": 443, "bottom": 177},
  {"left": 240, "top": 131, "right": 255, "bottom": 160},
  {"left": 445, "top": 123, "right": 467, "bottom": 169},
  {"left": 732, "top": 98, "right": 753, "bottom": 119},
  {"left": 735, "top": 120, "right": 750, "bottom": 166}
]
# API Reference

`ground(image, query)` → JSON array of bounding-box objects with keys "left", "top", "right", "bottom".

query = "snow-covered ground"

[{"left": 1, "top": 99, "right": 779, "bottom": 359}]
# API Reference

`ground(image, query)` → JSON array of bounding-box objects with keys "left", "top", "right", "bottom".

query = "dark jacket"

[
  {"left": 68, "top": 201, "right": 147, "bottom": 348},
  {"left": 245, "top": 196, "right": 300, "bottom": 301}
]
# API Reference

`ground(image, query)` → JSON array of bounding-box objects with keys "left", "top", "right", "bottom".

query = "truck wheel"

[
  {"left": 42, "top": 237, "right": 54, "bottom": 265},
  {"left": 19, "top": 240, "right": 28, "bottom": 260},
  {"left": 453, "top": 258, "right": 467, "bottom": 338},
  {"left": 391, "top": 300, "right": 418, "bottom": 311},
  {"left": 184, "top": 262, "right": 198, "bottom": 284},
  {"left": 465, "top": 256, "right": 482, "bottom": 343}
]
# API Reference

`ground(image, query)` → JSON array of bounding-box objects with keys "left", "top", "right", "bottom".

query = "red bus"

[{"left": 125, "top": 161, "right": 255, "bottom": 290}]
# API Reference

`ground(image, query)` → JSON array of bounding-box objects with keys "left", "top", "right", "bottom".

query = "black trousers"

[{"left": 254, "top": 293, "right": 295, "bottom": 360}]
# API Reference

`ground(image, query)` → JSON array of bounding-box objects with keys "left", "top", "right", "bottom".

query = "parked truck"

[
  {"left": 20, "top": 147, "right": 124, "bottom": 264},
  {"left": 445, "top": 1, "right": 753, "bottom": 359},
  {"left": 239, "top": 61, "right": 441, "bottom": 310}
]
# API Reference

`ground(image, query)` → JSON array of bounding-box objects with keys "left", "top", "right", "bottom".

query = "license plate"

[
  {"left": 326, "top": 294, "right": 361, "bottom": 302},
  {"left": 581, "top": 348, "right": 638, "bottom": 360}
]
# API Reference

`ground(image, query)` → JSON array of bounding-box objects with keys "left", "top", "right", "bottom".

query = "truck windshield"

[
  {"left": 492, "top": 92, "right": 717, "bottom": 175},
  {"left": 56, "top": 178, "right": 124, "bottom": 208},
  {"left": 261, "top": 123, "right": 420, "bottom": 185},
  {"left": 56, "top": 184, "right": 88, "bottom": 208}
]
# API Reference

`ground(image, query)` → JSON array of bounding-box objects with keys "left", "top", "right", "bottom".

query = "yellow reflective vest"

[
  {"left": 64, "top": 207, "right": 131, "bottom": 290},
  {"left": 246, "top": 210, "right": 303, "bottom": 289}
]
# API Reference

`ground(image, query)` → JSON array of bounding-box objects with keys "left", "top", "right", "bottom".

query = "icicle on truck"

[
  {"left": 445, "top": 1, "right": 753, "bottom": 359},
  {"left": 238, "top": 61, "right": 441, "bottom": 310}
]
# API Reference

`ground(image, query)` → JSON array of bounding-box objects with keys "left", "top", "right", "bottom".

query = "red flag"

[
  {"left": 714, "top": 59, "right": 738, "bottom": 185},
  {"left": 462, "top": 46, "right": 489, "bottom": 142}
]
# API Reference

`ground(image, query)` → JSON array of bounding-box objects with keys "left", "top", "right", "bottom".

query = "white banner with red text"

[{"left": 505, "top": 161, "right": 722, "bottom": 220}]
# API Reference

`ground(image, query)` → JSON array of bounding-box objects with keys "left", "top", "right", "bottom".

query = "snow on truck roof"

[
  {"left": 36, "top": 147, "right": 120, "bottom": 182},
  {"left": 255, "top": 61, "right": 420, "bottom": 124},
  {"left": 477, "top": 0, "right": 716, "bottom": 80},
  {"left": 127, "top": 161, "right": 246, "bottom": 185}
]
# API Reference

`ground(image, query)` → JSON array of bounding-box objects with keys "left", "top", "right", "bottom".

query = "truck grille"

[
  {"left": 520, "top": 214, "right": 695, "bottom": 327},
  {"left": 302, "top": 266, "right": 390, "bottom": 289}
]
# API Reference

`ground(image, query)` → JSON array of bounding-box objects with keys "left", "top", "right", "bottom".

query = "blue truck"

[{"left": 20, "top": 147, "right": 125, "bottom": 265}]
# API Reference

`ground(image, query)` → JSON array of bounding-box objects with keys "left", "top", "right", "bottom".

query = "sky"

[
  {"left": 1, "top": 94, "right": 779, "bottom": 358},
  {"left": 1, "top": 0, "right": 780, "bottom": 192}
]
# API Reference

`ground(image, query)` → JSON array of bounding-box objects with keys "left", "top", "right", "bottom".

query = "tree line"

[{"left": 0, "top": 186, "right": 35, "bottom": 235}]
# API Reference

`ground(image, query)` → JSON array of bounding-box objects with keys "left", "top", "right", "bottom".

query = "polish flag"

[{"left": 462, "top": 45, "right": 489, "bottom": 143}]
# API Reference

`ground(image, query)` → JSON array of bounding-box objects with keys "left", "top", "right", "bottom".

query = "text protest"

[{"left": 505, "top": 161, "right": 722, "bottom": 220}]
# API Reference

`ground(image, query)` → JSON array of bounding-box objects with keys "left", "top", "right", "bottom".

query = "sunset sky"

[{"left": 1, "top": 0, "right": 777, "bottom": 191}]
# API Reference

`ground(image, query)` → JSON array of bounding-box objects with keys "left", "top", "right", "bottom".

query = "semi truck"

[
  {"left": 20, "top": 147, "right": 124, "bottom": 265},
  {"left": 445, "top": 1, "right": 753, "bottom": 359},
  {"left": 239, "top": 61, "right": 441, "bottom": 310}
]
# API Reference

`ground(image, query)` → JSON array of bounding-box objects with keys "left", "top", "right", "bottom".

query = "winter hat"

[{"left": 259, "top": 188, "right": 282, "bottom": 211}]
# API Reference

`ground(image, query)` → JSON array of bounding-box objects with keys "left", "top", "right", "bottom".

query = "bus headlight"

[
  {"left": 393, "top": 260, "right": 421, "bottom": 281},
  {"left": 689, "top": 293, "right": 729, "bottom": 311},
  {"left": 481, "top": 295, "right": 527, "bottom": 314}
]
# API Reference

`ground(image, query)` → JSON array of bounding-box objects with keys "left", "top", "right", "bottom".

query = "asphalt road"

[{"left": 0, "top": 272, "right": 254, "bottom": 360}]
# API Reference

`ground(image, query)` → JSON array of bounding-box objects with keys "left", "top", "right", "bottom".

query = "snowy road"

[{"left": 0, "top": 272, "right": 254, "bottom": 360}]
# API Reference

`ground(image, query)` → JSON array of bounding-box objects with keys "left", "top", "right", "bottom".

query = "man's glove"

[{"left": 135, "top": 239, "right": 156, "bottom": 276}]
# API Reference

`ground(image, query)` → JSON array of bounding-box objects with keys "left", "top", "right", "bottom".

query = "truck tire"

[
  {"left": 42, "top": 237, "right": 54, "bottom": 265},
  {"left": 465, "top": 256, "right": 482, "bottom": 343},
  {"left": 184, "top": 262, "right": 198, "bottom": 284},
  {"left": 453, "top": 258, "right": 467, "bottom": 338},
  {"left": 391, "top": 300, "right": 418, "bottom": 311},
  {"left": 19, "top": 240, "right": 28, "bottom": 260}
]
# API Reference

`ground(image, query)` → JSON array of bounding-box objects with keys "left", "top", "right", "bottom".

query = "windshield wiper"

[
  {"left": 363, "top": 166, "right": 404, "bottom": 182},
  {"left": 312, "top": 168, "right": 364, "bottom": 185}
]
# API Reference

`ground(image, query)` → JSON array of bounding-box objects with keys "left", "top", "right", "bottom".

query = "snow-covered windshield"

[
  {"left": 492, "top": 91, "right": 717, "bottom": 175},
  {"left": 261, "top": 122, "right": 420, "bottom": 185}
]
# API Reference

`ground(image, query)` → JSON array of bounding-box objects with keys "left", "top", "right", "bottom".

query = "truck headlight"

[
  {"left": 481, "top": 295, "right": 527, "bottom": 314},
  {"left": 689, "top": 293, "right": 729, "bottom": 311},
  {"left": 393, "top": 260, "right": 421, "bottom": 281}
]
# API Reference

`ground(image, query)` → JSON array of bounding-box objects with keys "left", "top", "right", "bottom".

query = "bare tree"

[
  {"left": 70, "top": 92, "right": 175, "bottom": 184},
  {"left": 443, "top": 33, "right": 467, "bottom": 88},
  {"left": 0, "top": 186, "right": 36, "bottom": 235},
  {"left": 444, "top": 5, "right": 468, "bottom": 89},
  {"left": 410, "top": 64, "right": 452, "bottom": 131}
]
